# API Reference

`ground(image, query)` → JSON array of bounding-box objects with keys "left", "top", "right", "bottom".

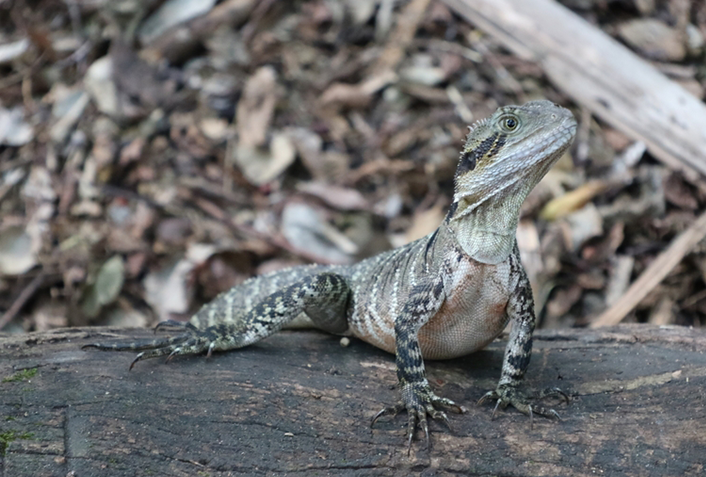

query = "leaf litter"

[{"left": 0, "top": 0, "right": 705, "bottom": 333}]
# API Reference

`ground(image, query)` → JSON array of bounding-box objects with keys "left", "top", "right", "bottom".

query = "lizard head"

[{"left": 450, "top": 100, "right": 577, "bottom": 223}]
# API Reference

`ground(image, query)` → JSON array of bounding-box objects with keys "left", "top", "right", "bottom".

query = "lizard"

[{"left": 84, "top": 99, "right": 577, "bottom": 449}]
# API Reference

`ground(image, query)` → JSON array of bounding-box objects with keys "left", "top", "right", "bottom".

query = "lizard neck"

[{"left": 445, "top": 178, "right": 531, "bottom": 264}]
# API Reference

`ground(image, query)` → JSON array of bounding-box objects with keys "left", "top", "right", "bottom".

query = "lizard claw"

[
  {"left": 372, "top": 380, "right": 466, "bottom": 452},
  {"left": 539, "top": 386, "right": 570, "bottom": 404},
  {"left": 129, "top": 352, "right": 145, "bottom": 371},
  {"left": 371, "top": 403, "right": 404, "bottom": 427},
  {"left": 165, "top": 347, "right": 182, "bottom": 364},
  {"left": 407, "top": 409, "right": 429, "bottom": 454},
  {"left": 429, "top": 408, "right": 452, "bottom": 432}
]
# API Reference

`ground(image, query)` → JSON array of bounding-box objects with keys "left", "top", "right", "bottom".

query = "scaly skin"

[{"left": 84, "top": 100, "right": 577, "bottom": 450}]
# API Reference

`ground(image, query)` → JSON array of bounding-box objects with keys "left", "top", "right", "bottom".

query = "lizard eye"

[{"left": 500, "top": 115, "right": 519, "bottom": 132}]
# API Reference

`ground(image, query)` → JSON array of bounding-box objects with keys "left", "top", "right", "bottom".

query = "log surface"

[{"left": 1, "top": 325, "right": 705, "bottom": 476}]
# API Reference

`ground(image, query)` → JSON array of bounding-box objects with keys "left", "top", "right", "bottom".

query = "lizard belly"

[
  {"left": 347, "top": 247, "right": 515, "bottom": 359},
  {"left": 418, "top": 260, "right": 512, "bottom": 360}
]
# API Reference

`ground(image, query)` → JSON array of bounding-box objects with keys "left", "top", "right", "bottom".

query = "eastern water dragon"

[{"left": 85, "top": 100, "right": 578, "bottom": 449}]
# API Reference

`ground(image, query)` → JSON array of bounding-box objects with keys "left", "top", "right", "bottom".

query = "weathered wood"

[
  {"left": 1, "top": 325, "right": 705, "bottom": 476},
  {"left": 443, "top": 0, "right": 706, "bottom": 180}
]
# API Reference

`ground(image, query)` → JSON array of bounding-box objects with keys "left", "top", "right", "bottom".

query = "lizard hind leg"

[
  {"left": 82, "top": 323, "right": 200, "bottom": 369},
  {"left": 83, "top": 272, "right": 351, "bottom": 369}
]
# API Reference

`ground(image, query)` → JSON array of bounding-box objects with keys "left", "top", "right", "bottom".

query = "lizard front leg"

[
  {"left": 371, "top": 277, "right": 466, "bottom": 450},
  {"left": 479, "top": 254, "right": 568, "bottom": 421}
]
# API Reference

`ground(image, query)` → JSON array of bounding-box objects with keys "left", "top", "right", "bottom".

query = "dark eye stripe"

[
  {"left": 457, "top": 133, "right": 498, "bottom": 175},
  {"left": 456, "top": 131, "right": 510, "bottom": 178},
  {"left": 488, "top": 134, "right": 507, "bottom": 157}
]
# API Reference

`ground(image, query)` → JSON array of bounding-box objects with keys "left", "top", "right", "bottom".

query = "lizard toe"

[
  {"left": 405, "top": 408, "right": 428, "bottom": 454},
  {"left": 83, "top": 333, "right": 190, "bottom": 354},
  {"left": 426, "top": 406, "right": 451, "bottom": 431},
  {"left": 479, "top": 383, "right": 567, "bottom": 423},
  {"left": 129, "top": 345, "right": 180, "bottom": 369},
  {"left": 371, "top": 402, "right": 405, "bottom": 427},
  {"left": 125, "top": 335, "right": 212, "bottom": 369},
  {"left": 154, "top": 320, "right": 197, "bottom": 334},
  {"left": 539, "top": 386, "right": 570, "bottom": 404},
  {"left": 429, "top": 394, "right": 467, "bottom": 414}
]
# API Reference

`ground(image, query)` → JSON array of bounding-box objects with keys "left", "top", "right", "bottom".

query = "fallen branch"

[
  {"left": 591, "top": 209, "right": 706, "bottom": 327},
  {"left": 4, "top": 325, "right": 705, "bottom": 475},
  {"left": 443, "top": 0, "right": 706, "bottom": 180}
]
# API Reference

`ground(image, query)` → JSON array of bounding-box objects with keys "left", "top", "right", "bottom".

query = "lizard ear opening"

[{"left": 459, "top": 150, "right": 477, "bottom": 172}]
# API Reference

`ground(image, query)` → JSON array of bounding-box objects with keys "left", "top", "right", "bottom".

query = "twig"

[
  {"left": 372, "top": 0, "right": 432, "bottom": 73},
  {"left": 241, "top": 0, "right": 277, "bottom": 44},
  {"left": 0, "top": 273, "right": 45, "bottom": 331},
  {"left": 590, "top": 209, "right": 706, "bottom": 328}
]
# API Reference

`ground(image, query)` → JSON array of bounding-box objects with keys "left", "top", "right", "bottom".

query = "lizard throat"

[
  {"left": 448, "top": 122, "right": 575, "bottom": 263},
  {"left": 446, "top": 179, "right": 528, "bottom": 264}
]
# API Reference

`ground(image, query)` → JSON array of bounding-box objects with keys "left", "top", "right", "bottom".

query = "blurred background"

[{"left": 0, "top": 0, "right": 705, "bottom": 335}]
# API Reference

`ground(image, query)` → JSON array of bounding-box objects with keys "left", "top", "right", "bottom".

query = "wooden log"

[
  {"left": 443, "top": 0, "right": 706, "bottom": 180},
  {"left": 1, "top": 325, "right": 705, "bottom": 475}
]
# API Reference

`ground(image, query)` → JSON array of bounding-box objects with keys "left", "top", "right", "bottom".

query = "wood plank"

[
  {"left": 443, "top": 0, "right": 706, "bottom": 179},
  {"left": 1, "top": 325, "right": 705, "bottom": 475}
]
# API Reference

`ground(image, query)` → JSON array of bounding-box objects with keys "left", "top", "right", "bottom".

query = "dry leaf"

[
  {"left": 143, "top": 244, "right": 217, "bottom": 322},
  {"left": 139, "top": 0, "right": 218, "bottom": 44},
  {"left": 296, "top": 182, "right": 370, "bottom": 211},
  {"left": 0, "top": 106, "right": 33, "bottom": 146},
  {"left": 0, "top": 227, "right": 38, "bottom": 276},
  {"left": 281, "top": 203, "right": 355, "bottom": 264},
  {"left": 234, "top": 132, "right": 296, "bottom": 185},
  {"left": 561, "top": 203, "right": 604, "bottom": 252},
  {"left": 84, "top": 57, "right": 119, "bottom": 116},
  {"left": 237, "top": 66, "right": 277, "bottom": 148},
  {"left": 405, "top": 202, "right": 445, "bottom": 243},
  {"left": 540, "top": 180, "right": 608, "bottom": 221},
  {"left": 80, "top": 255, "right": 125, "bottom": 318}
]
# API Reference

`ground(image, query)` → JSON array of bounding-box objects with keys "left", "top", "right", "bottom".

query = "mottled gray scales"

[{"left": 84, "top": 100, "right": 577, "bottom": 450}]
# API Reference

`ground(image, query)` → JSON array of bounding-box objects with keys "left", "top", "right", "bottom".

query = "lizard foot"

[
  {"left": 478, "top": 384, "right": 569, "bottom": 427},
  {"left": 127, "top": 334, "right": 213, "bottom": 370},
  {"left": 83, "top": 320, "right": 216, "bottom": 370},
  {"left": 371, "top": 380, "right": 467, "bottom": 453}
]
